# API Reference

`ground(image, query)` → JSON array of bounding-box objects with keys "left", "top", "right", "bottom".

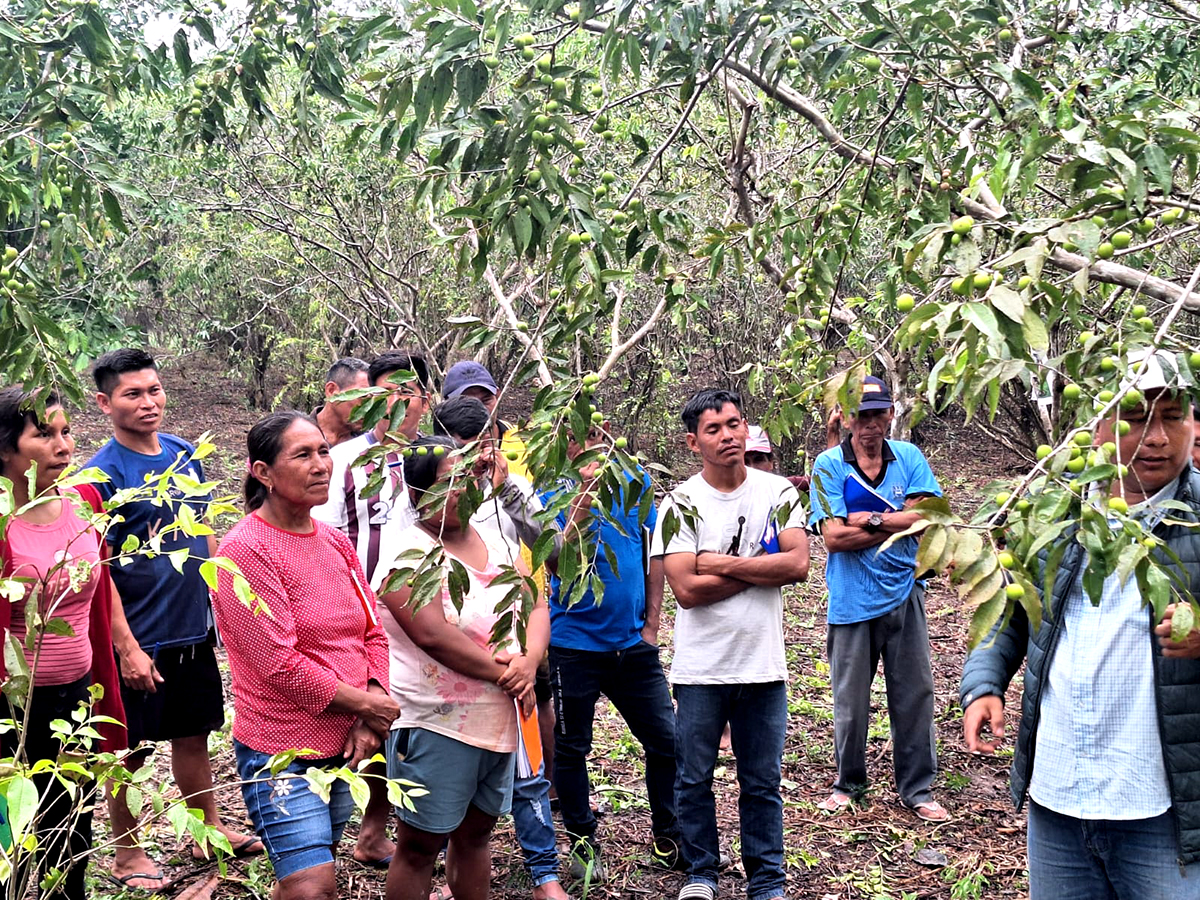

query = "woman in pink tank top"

[{"left": 0, "top": 386, "right": 107, "bottom": 900}]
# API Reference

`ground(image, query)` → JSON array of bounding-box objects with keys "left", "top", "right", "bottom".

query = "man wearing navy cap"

[{"left": 809, "top": 375, "right": 949, "bottom": 822}]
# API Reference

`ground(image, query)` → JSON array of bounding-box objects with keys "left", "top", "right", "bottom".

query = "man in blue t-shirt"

[
  {"left": 809, "top": 375, "right": 949, "bottom": 823},
  {"left": 88, "top": 349, "right": 261, "bottom": 889},
  {"left": 544, "top": 422, "right": 681, "bottom": 877}
]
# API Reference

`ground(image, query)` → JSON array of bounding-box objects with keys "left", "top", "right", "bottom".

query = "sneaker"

[{"left": 677, "top": 884, "right": 716, "bottom": 900}]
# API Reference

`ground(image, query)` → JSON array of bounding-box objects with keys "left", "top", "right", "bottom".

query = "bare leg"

[
  {"left": 275, "top": 861, "right": 337, "bottom": 900},
  {"left": 445, "top": 805, "right": 498, "bottom": 900},
  {"left": 109, "top": 749, "right": 167, "bottom": 889},
  {"left": 353, "top": 761, "right": 396, "bottom": 864},
  {"left": 386, "top": 820, "right": 444, "bottom": 900},
  {"left": 172, "top": 734, "right": 262, "bottom": 858}
]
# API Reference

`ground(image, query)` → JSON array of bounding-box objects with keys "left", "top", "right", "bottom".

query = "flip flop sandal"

[
  {"left": 106, "top": 870, "right": 176, "bottom": 893},
  {"left": 910, "top": 800, "right": 951, "bottom": 822},
  {"left": 354, "top": 854, "right": 393, "bottom": 870},
  {"left": 230, "top": 835, "right": 265, "bottom": 857},
  {"left": 816, "top": 791, "right": 853, "bottom": 813}
]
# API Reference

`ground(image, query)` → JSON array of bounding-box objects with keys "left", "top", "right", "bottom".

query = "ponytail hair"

[{"left": 244, "top": 410, "right": 317, "bottom": 511}]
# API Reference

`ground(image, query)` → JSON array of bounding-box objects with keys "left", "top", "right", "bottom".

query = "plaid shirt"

[{"left": 1029, "top": 483, "right": 1175, "bottom": 820}]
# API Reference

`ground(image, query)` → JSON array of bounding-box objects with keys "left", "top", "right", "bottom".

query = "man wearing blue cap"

[{"left": 809, "top": 375, "right": 948, "bottom": 822}]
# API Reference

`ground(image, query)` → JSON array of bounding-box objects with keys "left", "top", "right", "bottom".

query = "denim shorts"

[
  {"left": 234, "top": 740, "right": 355, "bottom": 880},
  {"left": 387, "top": 727, "right": 515, "bottom": 834}
]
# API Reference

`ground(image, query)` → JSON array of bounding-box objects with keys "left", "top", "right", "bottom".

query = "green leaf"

[
  {"left": 989, "top": 285, "right": 1026, "bottom": 324},
  {"left": 1142, "top": 144, "right": 1173, "bottom": 194},
  {"left": 101, "top": 189, "right": 128, "bottom": 233},
  {"left": 1021, "top": 307, "right": 1050, "bottom": 352},
  {"left": 172, "top": 28, "right": 192, "bottom": 78},
  {"left": 1170, "top": 600, "right": 1196, "bottom": 643}
]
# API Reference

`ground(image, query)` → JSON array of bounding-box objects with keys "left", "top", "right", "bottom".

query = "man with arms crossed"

[
  {"left": 653, "top": 389, "right": 809, "bottom": 900},
  {"left": 88, "top": 349, "right": 261, "bottom": 890},
  {"left": 312, "top": 349, "right": 433, "bottom": 867},
  {"left": 809, "top": 375, "right": 947, "bottom": 821},
  {"left": 961, "top": 352, "right": 1200, "bottom": 899}
]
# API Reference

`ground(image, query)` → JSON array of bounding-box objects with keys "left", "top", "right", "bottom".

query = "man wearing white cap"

[
  {"left": 961, "top": 349, "right": 1200, "bottom": 899},
  {"left": 809, "top": 375, "right": 948, "bottom": 821}
]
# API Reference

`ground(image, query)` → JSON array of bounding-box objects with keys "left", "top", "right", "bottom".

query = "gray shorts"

[{"left": 386, "top": 727, "right": 515, "bottom": 833}]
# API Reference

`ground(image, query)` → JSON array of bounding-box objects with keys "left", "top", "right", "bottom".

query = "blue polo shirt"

[
  {"left": 543, "top": 469, "right": 657, "bottom": 652},
  {"left": 87, "top": 434, "right": 213, "bottom": 652},
  {"left": 810, "top": 437, "right": 941, "bottom": 624}
]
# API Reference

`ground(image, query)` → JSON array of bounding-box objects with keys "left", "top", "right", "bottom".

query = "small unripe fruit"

[
  {"left": 1066, "top": 456, "right": 1086, "bottom": 474},
  {"left": 505, "top": 450, "right": 520, "bottom": 461},
  {"left": 1062, "top": 383, "right": 1081, "bottom": 401},
  {"left": 614, "top": 436, "right": 628, "bottom": 450},
  {"left": 1107, "top": 496, "right": 1129, "bottom": 514},
  {"left": 896, "top": 293, "right": 915, "bottom": 313},
  {"left": 1073, "top": 431, "right": 1093, "bottom": 447},
  {"left": 1116, "top": 420, "right": 1131, "bottom": 436},
  {"left": 973, "top": 272, "right": 992, "bottom": 290},
  {"left": 1006, "top": 583, "right": 1025, "bottom": 601},
  {"left": 1096, "top": 242, "right": 1114, "bottom": 259},
  {"left": 998, "top": 28, "right": 1012, "bottom": 40},
  {"left": 861, "top": 55, "right": 882, "bottom": 72},
  {"left": 1035, "top": 444, "right": 1052, "bottom": 460},
  {"left": 590, "top": 410, "right": 604, "bottom": 424},
  {"left": 1111, "top": 230, "right": 1133, "bottom": 249},
  {"left": 998, "top": 551, "right": 1015, "bottom": 569},
  {"left": 994, "top": 492, "right": 1011, "bottom": 507},
  {"left": 951, "top": 215, "right": 975, "bottom": 235},
  {"left": 1018, "top": 275, "right": 1033, "bottom": 290}
]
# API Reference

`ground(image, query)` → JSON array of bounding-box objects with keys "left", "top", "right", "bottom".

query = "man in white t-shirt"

[
  {"left": 652, "top": 389, "right": 809, "bottom": 900},
  {"left": 311, "top": 349, "right": 431, "bottom": 868}
]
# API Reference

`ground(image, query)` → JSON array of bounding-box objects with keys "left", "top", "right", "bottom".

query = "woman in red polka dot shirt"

[{"left": 213, "top": 411, "right": 399, "bottom": 899}]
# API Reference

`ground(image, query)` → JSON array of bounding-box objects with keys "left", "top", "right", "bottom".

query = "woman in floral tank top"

[{"left": 376, "top": 435, "right": 551, "bottom": 900}]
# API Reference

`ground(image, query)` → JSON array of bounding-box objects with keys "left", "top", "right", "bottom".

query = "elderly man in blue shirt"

[
  {"left": 810, "top": 375, "right": 948, "bottom": 822},
  {"left": 961, "top": 350, "right": 1200, "bottom": 900}
]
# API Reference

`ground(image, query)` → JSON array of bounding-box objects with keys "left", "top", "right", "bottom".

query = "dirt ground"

[{"left": 67, "top": 356, "right": 1030, "bottom": 900}]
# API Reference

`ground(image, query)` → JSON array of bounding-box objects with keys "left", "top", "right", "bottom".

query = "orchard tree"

[
  {"left": 4, "top": 0, "right": 1200, "bottom": 652},
  {"left": 166, "top": 0, "right": 1200, "bottom": 637}
]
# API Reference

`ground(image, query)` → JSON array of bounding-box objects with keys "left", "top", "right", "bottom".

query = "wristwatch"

[{"left": 865, "top": 512, "right": 885, "bottom": 532}]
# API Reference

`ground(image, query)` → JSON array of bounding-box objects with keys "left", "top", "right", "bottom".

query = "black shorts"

[{"left": 119, "top": 639, "right": 225, "bottom": 747}]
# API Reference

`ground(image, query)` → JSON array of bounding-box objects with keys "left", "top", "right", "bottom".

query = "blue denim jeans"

[
  {"left": 511, "top": 763, "right": 561, "bottom": 886},
  {"left": 674, "top": 681, "right": 787, "bottom": 900},
  {"left": 1028, "top": 800, "right": 1200, "bottom": 900}
]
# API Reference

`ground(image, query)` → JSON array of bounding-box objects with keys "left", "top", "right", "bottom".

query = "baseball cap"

[
  {"left": 746, "top": 425, "right": 772, "bottom": 454},
  {"left": 1119, "top": 348, "right": 1182, "bottom": 395},
  {"left": 856, "top": 376, "right": 894, "bottom": 412},
  {"left": 443, "top": 361, "right": 498, "bottom": 399}
]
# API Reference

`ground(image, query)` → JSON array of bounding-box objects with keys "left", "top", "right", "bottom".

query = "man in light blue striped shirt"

[{"left": 962, "top": 350, "right": 1200, "bottom": 900}]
